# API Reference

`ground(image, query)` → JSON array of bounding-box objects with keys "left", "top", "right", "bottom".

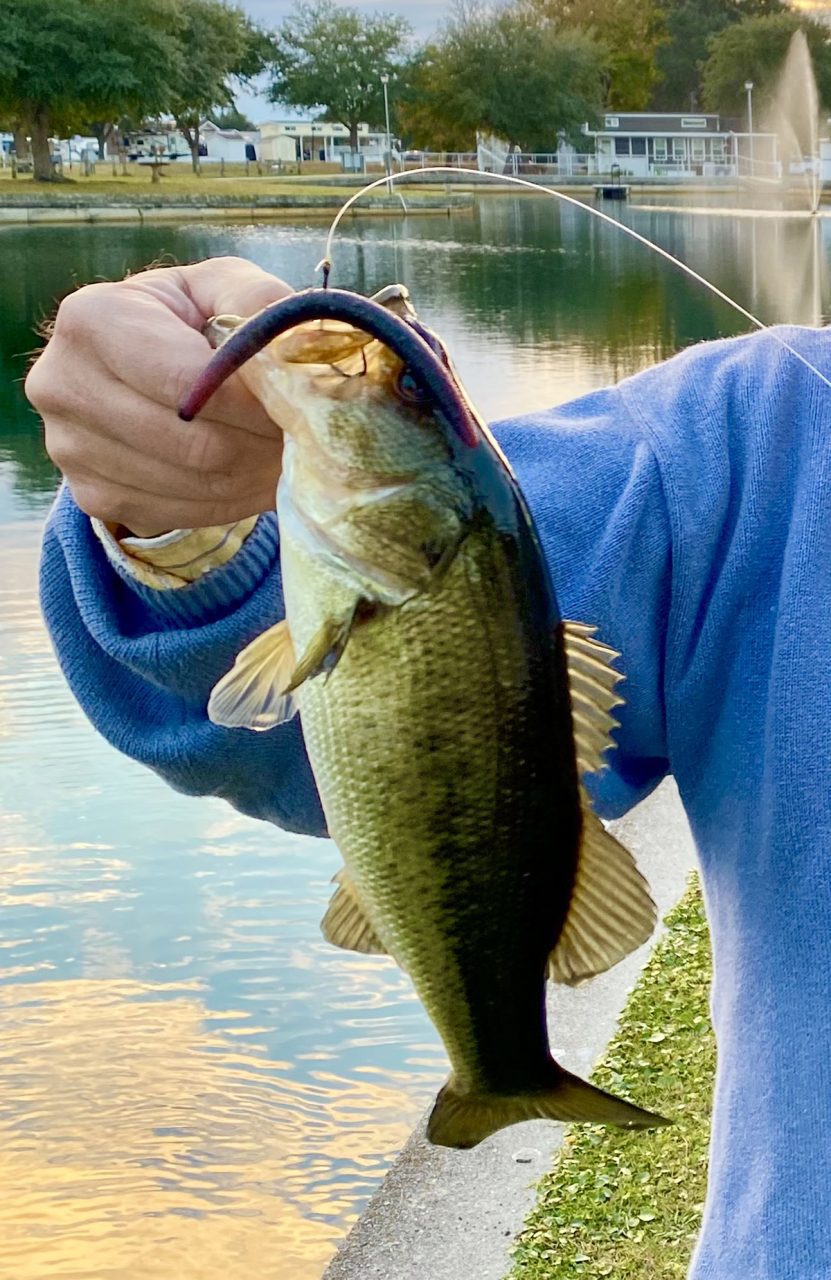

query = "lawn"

[
  {"left": 510, "top": 877, "right": 714, "bottom": 1280},
  {"left": 0, "top": 163, "right": 462, "bottom": 203}
]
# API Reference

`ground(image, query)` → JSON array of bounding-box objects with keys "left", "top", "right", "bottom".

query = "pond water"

[{"left": 1, "top": 195, "right": 829, "bottom": 1279}]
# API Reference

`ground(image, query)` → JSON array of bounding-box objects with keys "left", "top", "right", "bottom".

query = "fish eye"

[{"left": 396, "top": 367, "right": 430, "bottom": 405}]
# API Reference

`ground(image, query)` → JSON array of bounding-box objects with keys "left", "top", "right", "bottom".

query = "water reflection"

[{"left": 1, "top": 201, "right": 829, "bottom": 1277}]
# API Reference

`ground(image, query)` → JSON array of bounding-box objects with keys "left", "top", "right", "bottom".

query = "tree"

[
  {"left": 526, "top": 0, "right": 666, "bottom": 110},
  {"left": 0, "top": 0, "right": 182, "bottom": 180},
  {"left": 269, "top": 0, "right": 411, "bottom": 151},
  {"left": 702, "top": 14, "right": 831, "bottom": 115},
  {"left": 398, "top": 3, "right": 604, "bottom": 153},
  {"left": 651, "top": 0, "right": 786, "bottom": 111},
  {"left": 167, "top": 0, "right": 275, "bottom": 173},
  {"left": 207, "top": 107, "right": 256, "bottom": 130}
]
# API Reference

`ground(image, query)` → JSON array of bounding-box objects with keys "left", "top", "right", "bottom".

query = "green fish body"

[{"left": 203, "top": 288, "right": 664, "bottom": 1147}]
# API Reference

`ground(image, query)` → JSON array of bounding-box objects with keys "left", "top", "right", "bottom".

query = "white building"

[
  {"left": 259, "top": 119, "right": 391, "bottom": 168},
  {"left": 584, "top": 112, "right": 778, "bottom": 180},
  {"left": 198, "top": 121, "right": 259, "bottom": 163}
]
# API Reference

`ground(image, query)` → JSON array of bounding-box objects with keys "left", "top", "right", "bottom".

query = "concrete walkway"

[{"left": 324, "top": 780, "right": 697, "bottom": 1280}]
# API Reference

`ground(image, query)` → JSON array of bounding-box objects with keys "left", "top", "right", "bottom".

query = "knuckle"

[
  {"left": 42, "top": 423, "right": 76, "bottom": 472},
  {"left": 68, "top": 478, "right": 109, "bottom": 520}
]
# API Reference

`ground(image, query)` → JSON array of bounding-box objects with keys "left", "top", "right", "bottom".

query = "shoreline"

[{"left": 0, "top": 193, "right": 473, "bottom": 226}]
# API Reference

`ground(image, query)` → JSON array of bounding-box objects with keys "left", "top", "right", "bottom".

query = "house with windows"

[
  {"left": 259, "top": 120, "right": 392, "bottom": 169},
  {"left": 583, "top": 112, "right": 779, "bottom": 180}
]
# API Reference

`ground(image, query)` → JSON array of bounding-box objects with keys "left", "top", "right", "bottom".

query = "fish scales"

[
  {"left": 188, "top": 285, "right": 665, "bottom": 1147},
  {"left": 287, "top": 498, "right": 581, "bottom": 1095}
]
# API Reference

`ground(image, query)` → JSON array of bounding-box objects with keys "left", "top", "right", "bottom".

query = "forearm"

[{"left": 40, "top": 483, "right": 326, "bottom": 836}]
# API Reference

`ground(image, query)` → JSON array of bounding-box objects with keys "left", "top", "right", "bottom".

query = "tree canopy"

[
  {"left": 651, "top": 0, "right": 786, "bottom": 111},
  {"left": 398, "top": 3, "right": 605, "bottom": 152},
  {"left": 167, "top": 0, "right": 275, "bottom": 172},
  {"left": 0, "top": 0, "right": 182, "bottom": 176},
  {"left": 0, "top": 0, "right": 274, "bottom": 180},
  {"left": 526, "top": 0, "right": 666, "bottom": 110},
  {"left": 269, "top": 0, "right": 411, "bottom": 149},
  {"left": 701, "top": 14, "right": 831, "bottom": 115}
]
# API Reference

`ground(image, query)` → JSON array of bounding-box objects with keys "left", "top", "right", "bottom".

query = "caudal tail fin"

[{"left": 426, "top": 1068, "right": 669, "bottom": 1150}]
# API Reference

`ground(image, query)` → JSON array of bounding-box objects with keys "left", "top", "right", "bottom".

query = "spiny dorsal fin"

[
  {"left": 562, "top": 619, "right": 625, "bottom": 777},
  {"left": 547, "top": 792, "right": 657, "bottom": 985},
  {"left": 321, "top": 868, "right": 388, "bottom": 955},
  {"left": 547, "top": 621, "right": 656, "bottom": 985},
  {"left": 207, "top": 619, "right": 299, "bottom": 731}
]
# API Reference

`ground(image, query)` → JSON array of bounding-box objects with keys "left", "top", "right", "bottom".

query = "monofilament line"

[{"left": 321, "top": 166, "right": 831, "bottom": 394}]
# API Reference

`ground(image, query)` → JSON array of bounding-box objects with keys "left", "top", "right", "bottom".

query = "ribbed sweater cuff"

[
  {"left": 104, "top": 509, "right": 281, "bottom": 627},
  {"left": 51, "top": 483, "right": 281, "bottom": 630}
]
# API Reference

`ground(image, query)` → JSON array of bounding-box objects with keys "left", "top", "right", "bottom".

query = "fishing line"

[{"left": 319, "top": 166, "right": 831, "bottom": 393}]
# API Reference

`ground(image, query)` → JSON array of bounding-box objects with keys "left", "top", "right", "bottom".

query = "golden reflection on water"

[
  {"left": 0, "top": 524, "right": 445, "bottom": 1280},
  {"left": 0, "top": 978, "right": 417, "bottom": 1279}
]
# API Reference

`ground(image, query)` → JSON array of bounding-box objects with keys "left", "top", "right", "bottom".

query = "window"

[
  {"left": 653, "top": 138, "right": 668, "bottom": 160},
  {"left": 605, "top": 116, "right": 619, "bottom": 128},
  {"left": 631, "top": 137, "right": 646, "bottom": 156},
  {"left": 614, "top": 137, "right": 631, "bottom": 156},
  {"left": 681, "top": 117, "right": 707, "bottom": 129},
  {"left": 672, "top": 138, "right": 685, "bottom": 160},
  {"left": 712, "top": 137, "right": 726, "bottom": 160}
]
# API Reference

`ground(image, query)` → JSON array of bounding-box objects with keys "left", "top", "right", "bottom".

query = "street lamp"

[
  {"left": 745, "top": 80, "right": 754, "bottom": 179},
  {"left": 380, "top": 72, "right": 392, "bottom": 194}
]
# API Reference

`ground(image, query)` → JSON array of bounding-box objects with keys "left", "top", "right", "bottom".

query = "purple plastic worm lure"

[{"left": 178, "top": 286, "right": 481, "bottom": 448}]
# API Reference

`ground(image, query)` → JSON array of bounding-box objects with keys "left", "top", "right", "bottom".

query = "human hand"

[{"left": 25, "top": 256, "right": 292, "bottom": 537}]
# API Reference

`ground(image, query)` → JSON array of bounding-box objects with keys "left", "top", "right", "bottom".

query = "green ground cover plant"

[{"left": 510, "top": 877, "right": 714, "bottom": 1280}]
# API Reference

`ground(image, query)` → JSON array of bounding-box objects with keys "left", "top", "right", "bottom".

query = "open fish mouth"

[{"left": 178, "top": 285, "right": 482, "bottom": 448}]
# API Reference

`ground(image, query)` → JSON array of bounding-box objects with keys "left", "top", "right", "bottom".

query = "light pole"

[
  {"left": 745, "top": 80, "right": 754, "bottom": 179},
  {"left": 380, "top": 72, "right": 392, "bottom": 194}
]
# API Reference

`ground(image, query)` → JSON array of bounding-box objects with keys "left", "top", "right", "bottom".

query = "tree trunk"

[
  {"left": 90, "top": 122, "right": 115, "bottom": 162},
  {"left": 12, "top": 126, "right": 29, "bottom": 161},
  {"left": 349, "top": 122, "right": 359, "bottom": 154},
  {"left": 172, "top": 120, "right": 198, "bottom": 176},
  {"left": 30, "top": 109, "right": 56, "bottom": 182}
]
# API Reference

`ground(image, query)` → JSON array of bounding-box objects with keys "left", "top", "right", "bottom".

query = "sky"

[{"left": 234, "top": 1, "right": 453, "bottom": 121}]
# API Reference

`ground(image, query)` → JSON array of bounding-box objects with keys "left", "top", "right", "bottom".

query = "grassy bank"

[
  {"left": 510, "top": 877, "right": 714, "bottom": 1280},
  {"left": 0, "top": 165, "right": 459, "bottom": 204}
]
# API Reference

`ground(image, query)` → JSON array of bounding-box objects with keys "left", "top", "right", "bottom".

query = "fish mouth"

[{"left": 178, "top": 286, "right": 482, "bottom": 448}]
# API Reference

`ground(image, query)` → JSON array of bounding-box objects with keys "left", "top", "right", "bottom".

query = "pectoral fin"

[
  {"left": 546, "top": 620, "right": 657, "bottom": 984},
  {"left": 321, "top": 868, "right": 388, "bottom": 955},
  {"left": 207, "top": 599, "right": 374, "bottom": 731},
  {"left": 284, "top": 599, "right": 373, "bottom": 693},
  {"left": 208, "top": 619, "right": 300, "bottom": 731}
]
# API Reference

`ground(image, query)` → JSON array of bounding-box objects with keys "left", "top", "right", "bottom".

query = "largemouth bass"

[{"left": 180, "top": 285, "right": 666, "bottom": 1148}]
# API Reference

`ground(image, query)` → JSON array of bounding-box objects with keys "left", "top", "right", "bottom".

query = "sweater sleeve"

[
  {"left": 40, "top": 374, "right": 675, "bottom": 836},
  {"left": 492, "top": 385, "right": 673, "bottom": 819},
  {"left": 40, "top": 483, "right": 327, "bottom": 836}
]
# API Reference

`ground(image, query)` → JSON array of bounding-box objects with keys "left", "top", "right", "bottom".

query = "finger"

[
  {"left": 30, "top": 272, "right": 288, "bottom": 438},
  {"left": 46, "top": 411, "right": 282, "bottom": 506},
  {"left": 67, "top": 467, "right": 278, "bottom": 535}
]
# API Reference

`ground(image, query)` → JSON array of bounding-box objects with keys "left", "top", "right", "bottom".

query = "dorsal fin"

[
  {"left": 562, "top": 620, "right": 625, "bottom": 776},
  {"left": 547, "top": 621, "right": 657, "bottom": 985}
]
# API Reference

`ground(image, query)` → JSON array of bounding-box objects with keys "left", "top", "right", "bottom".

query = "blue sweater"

[{"left": 40, "top": 325, "right": 831, "bottom": 1278}]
